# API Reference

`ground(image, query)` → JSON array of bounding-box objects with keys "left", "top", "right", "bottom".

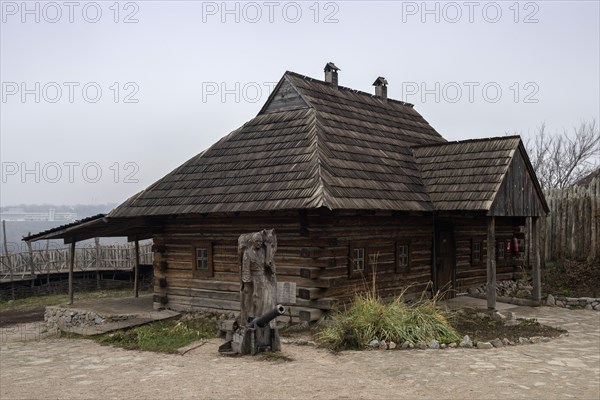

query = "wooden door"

[{"left": 435, "top": 226, "right": 455, "bottom": 298}]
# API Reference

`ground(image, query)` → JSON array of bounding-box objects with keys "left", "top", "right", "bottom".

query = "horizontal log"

[
  {"left": 296, "top": 307, "right": 324, "bottom": 322},
  {"left": 297, "top": 287, "right": 324, "bottom": 300},
  {"left": 295, "top": 297, "right": 338, "bottom": 311},
  {"left": 168, "top": 294, "right": 240, "bottom": 311}
]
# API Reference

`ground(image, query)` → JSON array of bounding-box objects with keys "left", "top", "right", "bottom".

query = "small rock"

[
  {"left": 491, "top": 311, "right": 506, "bottom": 321},
  {"left": 459, "top": 335, "right": 473, "bottom": 348},
  {"left": 401, "top": 341, "right": 414, "bottom": 349},
  {"left": 388, "top": 341, "right": 397, "bottom": 350},
  {"left": 475, "top": 312, "right": 487, "bottom": 319},
  {"left": 468, "top": 287, "right": 479, "bottom": 296},
  {"left": 594, "top": 304, "right": 600, "bottom": 311},
  {"left": 448, "top": 342, "right": 457, "bottom": 348},
  {"left": 440, "top": 343, "right": 447, "bottom": 349},
  {"left": 504, "top": 312, "right": 516, "bottom": 320},
  {"left": 379, "top": 340, "right": 388, "bottom": 350},
  {"left": 477, "top": 341, "right": 493, "bottom": 349},
  {"left": 94, "top": 316, "right": 103, "bottom": 325},
  {"left": 490, "top": 338, "right": 503, "bottom": 348},
  {"left": 369, "top": 340, "right": 379, "bottom": 349},
  {"left": 502, "top": 338, "right": 512, "bottom": 346},
  {"left": 555, "top": 300, "right": 565, "bottom": 307},
  {"left": 585, "top": 304, "right": 593, "bottom": 310},
  {"left": 541, "top": 337, "right": 551, "bottom": 343},
  {"left": 516, "top": 289, "right": 531, "bottom": 298},
  {"left": 529, "top": 336, "right": 542, "bottom": 344},
  {"left": 416, "top": 342, "right": 427, "bottom": 350},
  {"left": 518, "top": 337, "right": 530, "bottom": 344},
  {"left": 546, "top": 294, "right": 555, "bottom": 306},
  {"left": 505, "top": 320, "right": 519, "bottom": 326},
  {"left": 428, "top": 340, "right": 440, "bottom": 349}
]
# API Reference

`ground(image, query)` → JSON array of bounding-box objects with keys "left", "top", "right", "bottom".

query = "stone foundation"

[{"left": 468, "top": 279, "right": 533, "bottom": 298}]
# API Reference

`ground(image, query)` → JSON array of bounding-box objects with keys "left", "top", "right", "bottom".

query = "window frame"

[
  {"left": 471, "top": 238, "right": 483, "bottom": 266},
  {"left": 191, "top": 241, "right": 213, "bottom": 278},
  {"left": 395, "top": 241, "right": 411, "bottom": 273},
  {"left": 348, "top": 242, "right": 368, "bottom": 278}
]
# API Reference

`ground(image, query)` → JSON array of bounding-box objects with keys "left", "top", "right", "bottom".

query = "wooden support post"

[
  {"left": 26, "top": 237, "right": 35, "bottom": 288},
  {"left": 95, "top": 237, "right": 101, "bottom": 289},
  {"left": 68, "top": 240, "right": 75, "bottom": 305},
  {"left": 2, "top": 220, "right": 15, "bottom": 300},
  {"left": 486, "top": 216, "right": 496, "bottom": 310},
  {"left": 532, "top": 217, "right": 541, "bottom": 303},
  {"left": 134, "top": 239, "right": 140, "bottom": 298},
  {"left": 45, "top": 240, "right": 50, "bottom": 285}
]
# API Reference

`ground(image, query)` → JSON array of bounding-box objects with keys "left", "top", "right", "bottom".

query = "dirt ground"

[
  {"left": 1, "top": 301, "right": 599, "bottom": 400},
  {"left": 0, "top": 307, "right": 45, "bottom": 328}
]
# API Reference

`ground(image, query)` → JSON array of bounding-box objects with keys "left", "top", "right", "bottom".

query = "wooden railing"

[{"left": 0, "top": 242, "right": 153, "bottom": 282}]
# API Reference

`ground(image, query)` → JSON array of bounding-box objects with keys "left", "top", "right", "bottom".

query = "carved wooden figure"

[{"left": 236, "top": 229, "right": 281, "bottom": 353}]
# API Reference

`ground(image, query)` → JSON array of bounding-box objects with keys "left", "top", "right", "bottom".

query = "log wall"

[
  {"left": 452, "top": 216, "right": 526, "bottom": 293},
  {"left": 152, "top": 211, "right": 525, "bottom": 317}
]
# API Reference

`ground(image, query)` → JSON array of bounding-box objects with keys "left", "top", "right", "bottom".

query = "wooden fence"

[
  {"left": 540, "top": 177, "right": 600, "bottom": 262},
  {"left": 0, "top": 242, "right": 153, "bottom": 283}
]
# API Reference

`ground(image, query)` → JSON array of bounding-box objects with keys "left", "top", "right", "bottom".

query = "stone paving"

[{"left": 1, "top": 300, "right": 599, "bottom": 399}]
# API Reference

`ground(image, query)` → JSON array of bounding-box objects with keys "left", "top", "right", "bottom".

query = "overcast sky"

[{"left": 1, "top": 0, "right": 599, "bottom": 207}]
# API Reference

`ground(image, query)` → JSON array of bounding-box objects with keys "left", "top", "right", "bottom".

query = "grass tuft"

[
  {"left": 93, "top": 318, "right": 216, "bottom": 353},
  {"left": 315, "top": 290, "right": 460, "bottom": 351}
]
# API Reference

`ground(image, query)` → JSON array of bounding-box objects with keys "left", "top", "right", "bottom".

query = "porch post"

[
  {"left": 531, "top": 217, "right": 541, "bottom": 303},
  {"left": 486, "top": 216, "right": 496, "bottom": 310},
  {"left": 68, "top": 240, "right": 76, "bottom": 305},
  {"left": 134, "top": 239, "right": 140, "bottom": 298}
]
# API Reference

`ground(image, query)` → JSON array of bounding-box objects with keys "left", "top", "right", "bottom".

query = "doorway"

[{"left": 434, "top": 224, "right": 456, "bottom": 298}]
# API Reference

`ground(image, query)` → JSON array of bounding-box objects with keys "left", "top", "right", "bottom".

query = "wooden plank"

[
  {"left": 486, "top": 216, "right": 496, "bottom": 310},
  {"left": 531, "top": 217, "right": 541, "bottom": 302}
]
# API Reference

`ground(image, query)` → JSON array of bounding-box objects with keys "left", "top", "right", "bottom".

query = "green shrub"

[{"left": 315, "top": 292, "right": 460, "bottom": 351}]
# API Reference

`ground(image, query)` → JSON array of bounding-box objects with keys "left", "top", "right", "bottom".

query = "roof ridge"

[
  {"left": 284, "top": 71, "right": 416, "bottom": 108},
  {"left": 311, "top": 111, "right": 335, "bottom": 209},
  {"left": 412, "top": 135, "right": 521, "bottom": 148}
]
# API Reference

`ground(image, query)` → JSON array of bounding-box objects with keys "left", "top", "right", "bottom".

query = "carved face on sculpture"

[
  {"left": 251, "top": 232, "right": 263, "bottom": 249},
  {"left": 262, "top": 229, "right": 276, "bottom": 268}
]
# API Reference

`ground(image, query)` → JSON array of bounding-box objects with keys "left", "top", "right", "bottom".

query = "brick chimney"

[
  {"left": 324, "top": 62, "right": 340, "bottom": 89},
  {"left": 373, "top": 77, "right": 388, "bottom": 102}
]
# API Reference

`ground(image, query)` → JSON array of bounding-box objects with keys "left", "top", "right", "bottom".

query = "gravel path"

[{"left": 1, "top": 304, "right": 599, "bottom": 399}]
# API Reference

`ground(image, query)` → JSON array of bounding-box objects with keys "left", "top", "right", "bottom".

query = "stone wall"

[
  {"left": 467, "top": 279, "right": 600, "bottom": 311},
  {"left": 545, "top": 294, "right": 600, "bottom": 310},
  {"left": 44, "top": 306, "right": 134, "bottom": 333}
]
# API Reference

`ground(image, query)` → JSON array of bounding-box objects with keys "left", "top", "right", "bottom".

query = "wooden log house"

[{"left": 24, "top": 63, "right": 549, "bottom": 318}]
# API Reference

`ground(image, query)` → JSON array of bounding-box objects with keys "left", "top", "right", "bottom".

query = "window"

[
  {"left": 196, "top": 248, "right": 209, "bottom": 269},
  {"left": 353, "top": 247, "right": 365, "bottom": 271},
  {"left": 192, "top": 241, "right": 213, "bottom": 277},
  {"left": 472, "top": 241, "right": 482, "bottom": 265},
  {"left": 396, "top": 241, "right": 411, "bottom": 272},
  {"left": 497, "top": 240, "right": 505, "bottom": 261},
  {"left": 348, "top": 243, "right": 368, "bottom": 278}
]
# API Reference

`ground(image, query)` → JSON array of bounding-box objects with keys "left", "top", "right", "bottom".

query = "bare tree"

[{"left": 522, "top": 120, "right": 600, "bottom": 189}]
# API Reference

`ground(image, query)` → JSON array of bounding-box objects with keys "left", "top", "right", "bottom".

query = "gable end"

[
  {"left": 259, "top": 75, "right": 310, "bottom": 115},
  {"left": 489, "top": 144, "right": 548, "bottom": 217}
]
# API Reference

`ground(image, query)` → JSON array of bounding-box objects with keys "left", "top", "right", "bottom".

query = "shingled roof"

[
  {"left": 413, "top": 136, "right": 549, "bottom": 215},
  {"left": 108, "top": 71, "right": 445, "bottom": 217}
]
